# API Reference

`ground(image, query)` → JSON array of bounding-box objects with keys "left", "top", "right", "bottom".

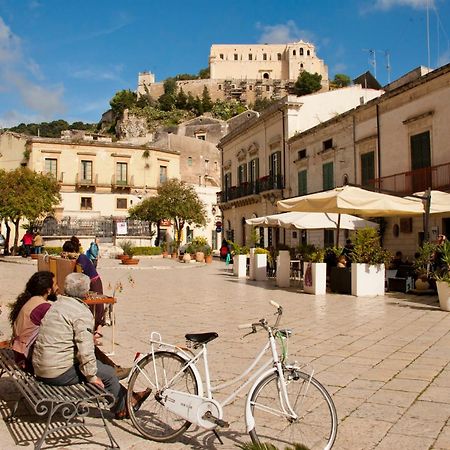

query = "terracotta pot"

[
  {"left": 171, "top": 252, "right": 178, "bottom": 259},
  {"left": 121, "top": 258, "right": 139, "bottom": 265},
  {"left": 31, "top": 254, "right": 39, "bottom": 260},
  {"left": 116, "top": 254, "right": 130, "bottom": 261},
  {"left": 182, "top": 253, "right": 191, "bottom": 263},
  {"left": 205, "top": 254, "right": 213, "bottom": 264}
]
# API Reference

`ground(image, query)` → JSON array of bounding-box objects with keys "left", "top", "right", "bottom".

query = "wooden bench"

[{"left": 0, "top": 348, "right": 120, "bottom": 449}]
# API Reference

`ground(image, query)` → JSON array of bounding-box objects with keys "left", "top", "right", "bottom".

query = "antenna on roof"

[{"left": 362, "top": 49, "right": 377, "bottom": 79}]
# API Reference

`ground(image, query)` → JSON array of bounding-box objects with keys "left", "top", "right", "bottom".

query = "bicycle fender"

[
  {"left": 244, "top": 367, "right": 277, "bottom": 433},
  {"left": 128, "top": 350, "right": 204, "bottom": 397}
]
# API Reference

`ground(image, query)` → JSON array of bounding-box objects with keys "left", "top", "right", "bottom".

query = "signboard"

[{"left": 116, "top": 221, "right": 128, "bottom": 235}]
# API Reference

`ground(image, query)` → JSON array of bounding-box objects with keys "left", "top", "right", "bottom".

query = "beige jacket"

[{"left": 33, "top": 295, "right": 97, "bottom": 381}]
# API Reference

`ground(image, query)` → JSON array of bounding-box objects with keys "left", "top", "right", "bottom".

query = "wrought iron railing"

[
  {"left": 40, "top": 218, "right": 151, "bottom": 237},
  {"left": 219, "top": 174, "right": 284, "bottom": 203},
  {"left": 370, "top": 162, "right": 450, "bottom": 194}
]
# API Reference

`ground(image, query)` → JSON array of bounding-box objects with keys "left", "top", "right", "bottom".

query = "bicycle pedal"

[{"left": 203, "top": 411, "right": 229, "bottom": 428}]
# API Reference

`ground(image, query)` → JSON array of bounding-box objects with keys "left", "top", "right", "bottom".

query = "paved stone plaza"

[{"left": 0, "top": 256, "right": 449, "bottom": 449}]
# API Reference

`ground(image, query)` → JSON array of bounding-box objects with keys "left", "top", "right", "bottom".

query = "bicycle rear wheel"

[
  {"left": 127, "top": 350, "right": 199, "bottom": 442},
  {"left": 249, "top": 368, "right": 337, "bottom": 450}
]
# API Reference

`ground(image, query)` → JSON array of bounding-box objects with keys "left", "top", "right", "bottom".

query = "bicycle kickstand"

[{"left": 213, "top": 429, "right": 224, "bottom": 445}]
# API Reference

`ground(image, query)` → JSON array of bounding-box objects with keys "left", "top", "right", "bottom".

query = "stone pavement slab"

[{"left": 0, "top": 256, "right": 449, "bottom": 449}]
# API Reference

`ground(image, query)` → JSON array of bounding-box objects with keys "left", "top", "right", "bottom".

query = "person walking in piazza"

[
  {"left": 21, "top": 229, "right": 34, "bottom": 257},
  {"left": 32, "top": 273, "right": 150, "bottom": 419},
  {"left": 33, "top": 231, "right": 44, "bottom": 254},
  {"left": 9, "top": 271, "right": 59, "bottom": 372},
  {"left": 86, "top": 237, "right": 100, "bottom": 268}
]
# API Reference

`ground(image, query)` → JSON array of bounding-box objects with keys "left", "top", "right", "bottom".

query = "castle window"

[
  {"left": 300, "top": 48, "right": 304, "bottom": 56},
  {"left": 263, "top": 53, "right": 267, "bottom": 61},
  {"left": 300, "top": 63, "right": 304, "bottom": 68},
  {"left": 220, "top": 53, "right": 224, "bottom": 59},
  {"left": 249, "top": 53, "right": 253, "bottom": 60},
  {"left": 218, "top": 84, "right": 222, "bottom": 90},
  {"left": 263, "top": 72, "right": 270, "bottom": 80},
  {"left": 307, "top": 50, "right": 310, "bottom": 56},
  {"left": 249, "top": 85, "right": 253, "bottom": 90},
  {"left": 293, "top": 50, "right": 296, "bottom": 56},
  {"left": 187, "top": 156, "right": 193, "bottom": 166},
  {"left": 266, "top": 85, "right": 270, "bottom": 91},
  {"left": 277, "top": 53, "right": 282, "bottom": 60},
  {"left": 234, "top": 53, "right": 238, "bottom": 60}
]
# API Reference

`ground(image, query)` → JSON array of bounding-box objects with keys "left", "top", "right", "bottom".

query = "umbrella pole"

[
  {"left": 423, "top": 188, "right": 431, "bottom": 242},
  {"left": 336, "top": 213, "right": 341, "bottom": 247}
]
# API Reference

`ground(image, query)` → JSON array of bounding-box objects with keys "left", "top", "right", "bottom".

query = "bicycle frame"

[{"left": 137, "top": 325, "right": 304, "bottom": 433}]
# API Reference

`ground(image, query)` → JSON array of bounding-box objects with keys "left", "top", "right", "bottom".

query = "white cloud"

[
  {"left": 372, "top": 0, "right": 434, "bottom": 10},
  {"left": 0, "top": 16, "right": 65, "bottom": 122},
  {"left": 71, "top": 64, "right": 124, "bottom": 82},
  {"left": 256, "top": 21, "right": 316, "bottom": 44}
]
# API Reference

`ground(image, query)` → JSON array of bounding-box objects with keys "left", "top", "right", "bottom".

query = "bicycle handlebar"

[{"left": 238, "top": 301, "right": 283, "bottom": 332}]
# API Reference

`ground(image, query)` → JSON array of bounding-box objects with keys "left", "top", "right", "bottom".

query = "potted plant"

[
  {"left": 250, "top": 247, "right": 269, "bottom": 281},
  {"left": 231, "top": 242, "right": 249, "bottom": 278},
  {"left": 191, "top": 236, "right": 208, "bottom": 262},
  {"left": 161, "top": 241, "right": 169, "bottom": 258},
  {"left": 434, "top": 239, "right": 450, "bottom": 311},
  {"left": 328, "top": 246, "right": 352, "bottom": 295},
  {"left": 203, "top": 245, "right": 213, "bottom": 264},
  {"left": 119, "top": 240, "right": 139, "bottom": 265},
  {"left": 413, "top": 241, "right": 437, "bottom": 290},
  {"left": 350, "top": 228, "right": 391, "bottom": 297},
  {"left": 302, "top": 245, "right": 326, "bottom": 295}
]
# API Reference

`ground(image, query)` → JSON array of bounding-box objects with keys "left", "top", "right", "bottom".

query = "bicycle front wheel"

[
  {"left": 127, "top": 351, "right": 199, "bottom": 442},
  {"left": 249, "top": 368, "right": 337, "bottom": 450}
]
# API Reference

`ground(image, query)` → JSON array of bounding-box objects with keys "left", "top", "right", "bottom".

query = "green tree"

[
  {"left": 163, "top": 78, "right": 177, "bottom": 96},
  {"left": 252, "top": 97, "right": 276, "bottom": 112},
  {"left": 128, "top": 195, "right": 164, "bottom": 243},
  {"left": 155, "top": 179, "right": 206, "bottom": 253},
  {"left": 158, "top": 78, "right": 178, "bottom": 111},
  {"left": 175, "top": 87, "right": 188, "bottom": 109},
  {"left": 0, "top": 168, "right": 61, "bottom": 254},
  {"left": 201, "top": 86, "right": 213, "bottom": 112},
  {"left": 110, "top": 89, "right": 137, "bottom": 115},
  {"left": 293, "top": 71, "right": 322, "bottom": 96},
  {"left": 332, "top": 73, "right": 351, "bottom": 88},
  {"left": 211, "top": 99, "right": 247, "bottom": 120},
  {"left": 198, "top": 67, "right": 210, "bottom": 79}
]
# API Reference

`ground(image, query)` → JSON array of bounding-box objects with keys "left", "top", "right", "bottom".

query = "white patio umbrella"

[
  {"left": 277, "top": 185, "right": 425, "bottom": 217},
  {"left": 246, "top": 211, "right": 377, "bottom": 230},
  {"left": 277, "top": 185, "right": 425, "bottom": 245},
  {"left": 406, "top": 190, "right": 450, "bottom": 214}
]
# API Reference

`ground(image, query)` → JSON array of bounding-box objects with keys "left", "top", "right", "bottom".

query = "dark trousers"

[{"left": 37, "top": 360, "right": 126, "bottom": 413}]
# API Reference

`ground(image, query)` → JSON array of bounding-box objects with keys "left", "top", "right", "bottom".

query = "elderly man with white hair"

[{"left": 33, "top": 272, "right": 149, "bottom": 419}]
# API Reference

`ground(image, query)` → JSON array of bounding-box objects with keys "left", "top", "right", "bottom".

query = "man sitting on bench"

[{"left": 32, "top": 273, "right": 150, "bottom": 419}]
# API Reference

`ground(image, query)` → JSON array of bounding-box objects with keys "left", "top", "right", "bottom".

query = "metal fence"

[{"left": 40, "top": 217, "right": 152, "bottom": 237}]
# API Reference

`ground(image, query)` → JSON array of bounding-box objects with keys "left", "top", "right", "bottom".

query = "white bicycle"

[{"left": 126, "top": 301, "right": 337, "bottom": 449}]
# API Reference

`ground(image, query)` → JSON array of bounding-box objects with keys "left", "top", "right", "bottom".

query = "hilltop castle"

[{"left": 138, "top": 41, "right": 329, "bottom": 105}]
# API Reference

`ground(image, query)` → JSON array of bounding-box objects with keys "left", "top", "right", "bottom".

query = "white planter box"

[
  {"left": 276, "top": 251, "right": 290, "bottom": 287},
  {"left": 303, "top": 262, "right": 327, "bottom": 295},
  {"left": 253, "top": 253, "right": 267, "bottom": 281},
  {"left": 351, "top": 263, "right": 385, "bottom": 297},
  {"left": 248, "top": 248, "right": 256, "bottom": 279},
  {"left": 437, "top": 281, "right": 450, "bottom": 311},
  {"left": 233, "top": 254, "right": 247, "bottom": 278}
]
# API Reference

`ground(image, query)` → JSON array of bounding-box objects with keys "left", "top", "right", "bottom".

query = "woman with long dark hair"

[{"left": 9, "top": 271, "right": 58, "bottom": 371}]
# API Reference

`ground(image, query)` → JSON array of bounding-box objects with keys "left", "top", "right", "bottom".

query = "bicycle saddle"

[{"left": 185, "top": 332, "right": 218, "bottom": 344}]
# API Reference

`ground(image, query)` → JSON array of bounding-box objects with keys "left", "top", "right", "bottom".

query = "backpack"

[{"left": 220, "top": 245, "right": 228, "bottom": 258}]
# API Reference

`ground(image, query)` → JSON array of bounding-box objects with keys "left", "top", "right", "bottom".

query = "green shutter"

[
  {"left": 411, "top": 131, "right": 431, "bottom": 170},
  {"left": 298, "top": 170, "right": 307, "bottom": 196},
  {"left": 361, "top": 152, "right": 375, "bottom": 187},
  {"left": 323, "top": 162, "right": 334, "bottom": 190}
]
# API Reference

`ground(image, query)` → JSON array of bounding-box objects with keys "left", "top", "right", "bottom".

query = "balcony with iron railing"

[
  {"left": 369, "top": 162, "right": 450, "bottom": 194},
  {"left": 218, "top": 174, "right": 284, "bottom": 203},
  {"left": 75, "top": 173, "right": 98, "bottom": 188},
  {"left": 111, "top": 174, "right": 134, "bottom": 189}
]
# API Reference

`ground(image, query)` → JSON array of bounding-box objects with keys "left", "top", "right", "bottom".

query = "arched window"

[
  {"left": 263, "top": 72, "right": 269, "bottom": 79},
  {"left": 300, "top": 48, "right": 304, "bottom": 56},
  {"left": 300, "top": 63, "right": 304, "bottom": 68},
  {"left": 293, "top": 50, "right": 296, "bottom": 56},
  {"left": 307, "top": 49, "right": 310, "bottom": 56}
]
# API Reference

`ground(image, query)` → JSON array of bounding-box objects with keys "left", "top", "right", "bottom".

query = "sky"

[{"left": 0, "top": 0, "right": 449, "bottom": 128}]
